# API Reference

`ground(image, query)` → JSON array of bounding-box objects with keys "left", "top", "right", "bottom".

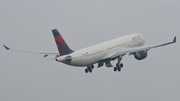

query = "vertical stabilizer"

[{"left": 52, "top": 29, "right": 74, "bottom": 56}]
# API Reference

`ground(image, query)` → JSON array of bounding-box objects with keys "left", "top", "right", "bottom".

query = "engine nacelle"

[{"left": 134, "top": 51, "right": 148, "bottom": 60}]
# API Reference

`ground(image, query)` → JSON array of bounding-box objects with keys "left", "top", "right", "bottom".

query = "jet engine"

[{"left": 134, "top": 50, "right": 148, "bottom": 60}]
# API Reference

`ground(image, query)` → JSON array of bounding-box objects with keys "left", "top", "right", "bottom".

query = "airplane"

[{"left": 3, "top": 29, "right": 176, "bottom": 73}]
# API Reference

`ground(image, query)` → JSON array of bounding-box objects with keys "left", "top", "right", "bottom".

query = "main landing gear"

[
  {"left": 114, "top": 56, "right": 123, "bottom": 72},
  {"left": 85, "top": 65, "right": 94, "bottom": 73},
  {"left": 114, "top": 63, "right": 123, "bottom": 72},
  {"left": 85, "top": 56, "right": 124, "bottom": 73}
]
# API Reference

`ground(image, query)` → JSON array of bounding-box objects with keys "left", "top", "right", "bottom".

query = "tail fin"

[{"left": 52, "top": 29, "right": 74, "bottom": 56}]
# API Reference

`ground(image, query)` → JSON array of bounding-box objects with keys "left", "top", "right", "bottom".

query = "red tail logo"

[{"left": 52, "top": 29, "right": 74, "bottom": 56}]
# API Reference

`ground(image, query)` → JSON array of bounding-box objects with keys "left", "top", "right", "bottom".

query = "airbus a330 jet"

[{"left": 3, "top": 29, "right": 176, "bottom": 73}]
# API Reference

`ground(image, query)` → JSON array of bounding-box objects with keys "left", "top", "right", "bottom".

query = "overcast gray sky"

[{"left": 0, "top": 0, "right": 180, "bottom": 101}]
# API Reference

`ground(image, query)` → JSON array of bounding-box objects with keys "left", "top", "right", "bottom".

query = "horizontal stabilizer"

[
  {"left": 2, "top": 45, "right": 59, "bottom": 57},
  {"left": 3, "top": 45, "right": 10, "bottom": 50}
]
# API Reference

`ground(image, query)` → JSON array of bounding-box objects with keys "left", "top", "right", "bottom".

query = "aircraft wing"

[
  {"left": 3, "top": 45, "right": 59, "bottom": 58},
  {"left": 110, "top": 36, "right": 176, "bottom": 59}
]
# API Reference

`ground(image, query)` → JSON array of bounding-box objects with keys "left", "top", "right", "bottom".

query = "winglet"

[
  {"left": 173, "top": 36, "right": 176, "bottom": 43},
  {"left": 3, "top": 45, "right": 10, "bottom": 50}
]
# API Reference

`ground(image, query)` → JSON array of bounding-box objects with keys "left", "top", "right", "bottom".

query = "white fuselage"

[{"left": 56, "top": 33, "right": 145, "bottom": 67}]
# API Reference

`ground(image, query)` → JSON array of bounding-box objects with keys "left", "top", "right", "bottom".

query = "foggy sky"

[{"left": 0, "top": 0, "right": 180, "bottom": 101}]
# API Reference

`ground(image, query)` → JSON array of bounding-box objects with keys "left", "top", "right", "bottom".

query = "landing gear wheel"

[
  {"left": 89, "top": 68, "right": 92, "bottom": 73},
  {"left": 87, "top": 66, "right": 91, "bottom": 70},
  {"left": 85, "top": 69, "right": 88, "bottom": 73},
  {"left": 117, "top": 67, "right": 121, "bottom": 72},
  {"left": 91, "top": 65, "right": 94, "bottom": 69},
  {"left": 120, "top": 63, "right": 123, "bottom": 68},
  {"left": 114, "top": 67, "right": 117, "bottom": 72}
]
